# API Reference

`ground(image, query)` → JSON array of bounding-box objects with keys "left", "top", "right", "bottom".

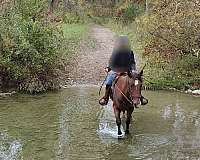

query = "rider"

[{"left": 99, "top": 35, "right": 147, "bottom": 106}]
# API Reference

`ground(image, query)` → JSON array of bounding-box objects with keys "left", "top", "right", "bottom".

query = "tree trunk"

[
  {"left": 49, "top": 0, "right": 59, "bottom": 13},
  {"left": 145, "top": 0, "right": 149, "bottom": 14}
]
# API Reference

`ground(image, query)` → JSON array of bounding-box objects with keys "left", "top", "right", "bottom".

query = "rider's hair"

[{"left": 114, "top": 35, "right": 130, "bottom": 50}]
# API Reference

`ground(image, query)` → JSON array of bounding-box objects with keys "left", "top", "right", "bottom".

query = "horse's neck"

[{"left": 116, "top": 75, "right": 129, "bottom": 93}]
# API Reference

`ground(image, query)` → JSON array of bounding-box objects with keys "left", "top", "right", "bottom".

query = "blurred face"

[{"left": 114, "top": 36, "right": 130, "bottom": 50}]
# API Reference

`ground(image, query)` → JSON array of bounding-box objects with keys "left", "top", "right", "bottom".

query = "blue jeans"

[{"left": 105, "top": 71, "right": 117, "bottom": 86}]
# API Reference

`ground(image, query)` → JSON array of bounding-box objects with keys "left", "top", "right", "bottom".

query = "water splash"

[
  {"left": 0, "top": 132, "right": 23, "bottom": 160},
  {"left": 97, "top": 101, "right": 125, "bottom": 141},
  {"left": 98, "top": 122, "right": 125, "bottom": 139}
]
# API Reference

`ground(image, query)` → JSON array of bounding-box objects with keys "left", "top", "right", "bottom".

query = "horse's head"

[{"left": 128, "top": 69, "right": 144, "bottom": 106}]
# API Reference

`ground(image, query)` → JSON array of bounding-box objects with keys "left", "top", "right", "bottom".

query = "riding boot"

[
  {"left": 99, "top": 85, "right": 111, "bottom": 106},
  {"left": 140, "top": 96, "right": 148, "bottom": 105}
]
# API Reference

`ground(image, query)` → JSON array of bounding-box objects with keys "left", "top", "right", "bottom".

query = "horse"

[{"left": 110, "top": 69, "right": 144, "bottom": 137}]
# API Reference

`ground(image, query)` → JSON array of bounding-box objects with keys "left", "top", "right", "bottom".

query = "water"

[{"left": 0, "top": 86, "right": 199, "bottom": 160}]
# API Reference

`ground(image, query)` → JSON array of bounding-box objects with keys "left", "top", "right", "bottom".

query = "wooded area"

[{"left": 0, "top": 0, "right": 199, "bottom": 92}]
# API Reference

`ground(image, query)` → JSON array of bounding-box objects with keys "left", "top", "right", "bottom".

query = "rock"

[
  {"left": 60, "top": 85, "right": 68, "bottom": 89},
  {"left": 0, "top": 91, "right": 16, "bottom": 97},
  {"left": 185, "top": 89, "right": 192, "bottom": 93},
  {"left": 192, "top": 90, "right": 200, "bottom": 95}
]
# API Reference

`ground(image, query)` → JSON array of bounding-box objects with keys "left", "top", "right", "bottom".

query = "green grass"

[
  {"left": 60, "top": 23, "right": 89, "bottom": 61},
  {"left": 62, "top": 24, "right": 88, "bottom": 40}
]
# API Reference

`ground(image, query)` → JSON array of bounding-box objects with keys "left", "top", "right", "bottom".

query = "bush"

[
  {"left": 115, "top": 3, "right": 144, "bottom": 24},
  {"left": 0, "top": 1, "right": 64, "bottom": 93},
  {"left": 136, "top": 0, "right": 200, "bottom": 89},
  {"left": 62, "top": 12, "right": 84, "bottom": 24}
]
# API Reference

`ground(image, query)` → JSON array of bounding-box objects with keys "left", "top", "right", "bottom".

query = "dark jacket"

[{"left": 108, "top": 49, "right": 136, "bottom": 72}]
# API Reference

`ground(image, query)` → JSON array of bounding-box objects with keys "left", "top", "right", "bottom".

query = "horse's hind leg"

[
  {"left": 114, "top": 107, "right": 122, "bottom": 136},
  {"left": 125, "top": 108, "right": 134, "bottom": 134}
]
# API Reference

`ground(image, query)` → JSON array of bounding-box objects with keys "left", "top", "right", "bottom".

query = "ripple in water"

[
  {"left": 127, "top": 134, "right": 175, "bottom": 160},
  {"left": 162, "top": 104, "right": 172, "bottom": 119}
]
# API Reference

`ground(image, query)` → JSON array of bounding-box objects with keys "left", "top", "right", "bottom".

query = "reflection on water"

[{"left": 0, "top": 88, "right": 199, "bottom": 160}]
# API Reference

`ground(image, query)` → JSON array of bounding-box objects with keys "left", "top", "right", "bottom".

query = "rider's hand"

[{"left": 104, "top": 67, "right": 111, "bottom": 73}]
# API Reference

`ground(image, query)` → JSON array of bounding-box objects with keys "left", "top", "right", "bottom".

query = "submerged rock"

[
  {"left": 0, "top": 91, "right": 16, "bottom": 97},
  {"left": 185, "top": 89, "right": 192, "bottom": 93},
  {"left": 185, "top": 89, "right": 200, "bottom": 95},
  {"left": 192, "top": 90, "right": 200, "bottom": 95}
]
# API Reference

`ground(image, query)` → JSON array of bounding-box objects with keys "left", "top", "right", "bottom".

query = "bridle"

[{"left": 115, "top": 73, "right": 143, "bottom": 106}]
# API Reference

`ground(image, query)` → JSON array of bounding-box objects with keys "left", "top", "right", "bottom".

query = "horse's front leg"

[
  {"left": 113, "top": 106, "right": 122, "bottom": 136},
  {"left": 125, "top": 108, "right": 134, "bottom": 134}
]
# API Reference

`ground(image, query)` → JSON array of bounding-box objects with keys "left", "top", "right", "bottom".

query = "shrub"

[
  {"left": 136, "top": 0, "right": 200, "bottom": 89},
  {"left": 0, "top": 1, "right": 64, "bottom": 93},
  {"left": 116, "top": 3, "right": 144, "bottom": 24},
  {"left": 62, "top": 12, "right": 84, "bottom": 24}
]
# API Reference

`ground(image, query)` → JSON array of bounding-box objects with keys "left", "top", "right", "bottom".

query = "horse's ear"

[
  {"left": 139, "top": 64, "right": 146, "bottom": 76},
  {"left": 139, "top": 69, "right": 143, "bottom": 76}
]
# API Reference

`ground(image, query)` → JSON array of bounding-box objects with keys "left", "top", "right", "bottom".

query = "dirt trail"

[
  {"left": 65, "top": 25, "right": 141, "bottom": 86},
  {"left": 65, "top": 26, "right": 115, "bottom": 85}
]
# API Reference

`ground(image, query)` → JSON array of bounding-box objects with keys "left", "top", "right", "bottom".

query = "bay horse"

[{"left": 111, "top": 69, "right": 144, "bottom": 137}]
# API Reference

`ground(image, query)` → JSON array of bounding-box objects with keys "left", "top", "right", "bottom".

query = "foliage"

[
  {"left": 0, "top": 0, "right": 90, "bottom": 93},
  {"left": 0, "top": 0, "right": 64, "bottom": 93},
  {"left": 115, "top": 2, "right": 144, "bottom": 23},
  {"left": 135, "top": 0, "right": 200, "bottom": 89},
  {"left": 62, "top": 12, "right": 84, "bottom": 24}
]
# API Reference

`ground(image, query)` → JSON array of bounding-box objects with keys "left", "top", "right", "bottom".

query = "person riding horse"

[{"left": 99, "top": 36, "right": 147, "bottom": 106}]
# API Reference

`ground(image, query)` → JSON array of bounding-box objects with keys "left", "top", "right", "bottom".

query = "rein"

[
  {"left": 115, "top": 84, "right": 134, "bottom": 105},
  {"left": 115, "top": 75, "right": 142, "bottom": 106}
]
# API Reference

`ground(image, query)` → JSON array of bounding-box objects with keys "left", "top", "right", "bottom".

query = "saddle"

[{"left": 112, "top": 72, "right": 130, "bottom": 87}]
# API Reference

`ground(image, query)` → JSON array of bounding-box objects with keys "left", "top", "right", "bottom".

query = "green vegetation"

[
  {"left": 0, "top": 0, "right": 89, "bottom": 93},
  {"left": 62, "top": 24, "right": 88, "bottom": 39},
  {"left": 137, "top": 0, "right": 200, "bottom": 90},
  {"left": 61, "top": 24, "right": 89, "bottom": 61},
  {"left": 106, "top": 0, "right": 200, "bottom": 90},
  {"left": 0, "top": 0, "right": 199, "bottom": 93}
]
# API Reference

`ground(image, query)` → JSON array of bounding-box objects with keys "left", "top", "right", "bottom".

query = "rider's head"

[{"left": 114, "top": 35, "right": 130, "bottom": 50}]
